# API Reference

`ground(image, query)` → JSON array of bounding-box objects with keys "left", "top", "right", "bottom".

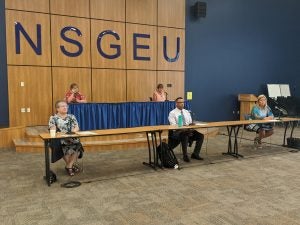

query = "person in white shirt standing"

[{"left": 168, "top": 97, "right": 204, "bottom": 162}]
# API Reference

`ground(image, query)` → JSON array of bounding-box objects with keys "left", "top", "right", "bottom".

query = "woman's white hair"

[{"left": 257, "top": 94, "right": 267, "bottom": 101}]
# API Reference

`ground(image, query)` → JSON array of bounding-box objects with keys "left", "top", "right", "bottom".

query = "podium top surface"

[{"left": 238, "top": 94, "right": 257, "bottom": 102}]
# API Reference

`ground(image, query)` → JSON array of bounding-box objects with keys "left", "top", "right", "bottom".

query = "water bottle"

[{"left": 178, "top": 114, "right": 183, "bottom": 127}]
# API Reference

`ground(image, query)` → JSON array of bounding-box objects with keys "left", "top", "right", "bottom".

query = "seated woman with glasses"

[{"left": 49, "top": 100, "right": 83, "bottom": 176}]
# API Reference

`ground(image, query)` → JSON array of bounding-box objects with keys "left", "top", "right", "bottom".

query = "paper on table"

[
  {"left": 194, "top": 122, "right": 208, "bottom": 125},
  {"left": 268, "top": 119, "right": 280, "bottom": 122},
  {"left": 76, "top": 131, "right": 97, "bottom": 135}
]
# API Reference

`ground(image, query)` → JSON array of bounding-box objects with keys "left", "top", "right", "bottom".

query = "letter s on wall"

[{"left": 60, "top": 26, "right": 83, "bottom": 57}]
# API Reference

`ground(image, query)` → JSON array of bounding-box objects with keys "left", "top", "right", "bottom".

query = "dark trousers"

[{"left": 168, "top": 129, "right": 204, "bottom": 156}]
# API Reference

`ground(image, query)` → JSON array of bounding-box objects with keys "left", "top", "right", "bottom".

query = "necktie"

[{"left": 181, "top": 110, "right": 186, "bottom": 125}]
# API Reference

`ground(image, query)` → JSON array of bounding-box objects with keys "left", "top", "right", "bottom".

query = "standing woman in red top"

[
  {"left": 65, "top": 83, "right": 87, "bottom": 104},
  {"left": 153, "top": 83, "right": 167, "bottom": 102}
]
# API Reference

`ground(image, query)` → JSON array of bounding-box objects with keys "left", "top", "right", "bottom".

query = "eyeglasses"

[{"left": 177, "top": 101, "right": 184, "bottom": 103}]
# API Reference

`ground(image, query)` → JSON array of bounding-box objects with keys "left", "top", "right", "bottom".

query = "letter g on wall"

[{"left": 97, "top": 30, "right": 121, "bottom": 59}]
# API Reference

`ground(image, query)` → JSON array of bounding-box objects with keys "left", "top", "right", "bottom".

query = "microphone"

[
  {"left": 165, "top": 92, "right": 168, "bottom": 101},
  {"left": 274, "top": 106, "right": 288, "bottom": 118},
  {"left": 188, "top": 110, "right": 197, "bottom": 124}
]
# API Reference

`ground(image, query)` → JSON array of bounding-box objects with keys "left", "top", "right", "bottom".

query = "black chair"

[
  {"left": 240, "top": 114, "right": 272, "bottom": 147},
  {"left": 239, "top": 114, "right": 258, "bottom": 146},
  {"left": 168, "top": 130, "right": 193, "bottom": 156}
]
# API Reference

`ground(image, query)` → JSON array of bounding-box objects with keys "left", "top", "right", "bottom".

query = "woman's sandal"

[
  {"left": 72, "top": 164, "right": 80, "bottom": 173},
  {"left": 65, "top": 167, "right": 74, "bottom": 176}
]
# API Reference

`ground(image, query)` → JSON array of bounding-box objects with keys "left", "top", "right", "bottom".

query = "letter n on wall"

[{"left": 6, "top": 10, "right": 51, "bottom": 66}]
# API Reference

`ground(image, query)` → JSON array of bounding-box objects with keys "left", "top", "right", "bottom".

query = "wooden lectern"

[{"left": 238, "top": 94, "right": 257, "bottom": 120}]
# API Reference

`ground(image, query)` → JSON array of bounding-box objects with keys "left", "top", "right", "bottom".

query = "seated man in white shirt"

[{"left": 168, "top": 97, "right": 204, "bottom": 162}]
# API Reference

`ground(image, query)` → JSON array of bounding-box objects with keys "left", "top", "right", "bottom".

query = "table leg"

[
  {"left": 145, "top": 132, "right": 152, "bottom": 164},
  {"left": 222, "top": 126, "right": 234, "bottom": 157},
  {"left": 152, "top": 132, "right": 158, "bottom": 169},
  {"left": 143, "top": 131, "right": 158, "bottom": 170},
  {"left": 232, "top": 126, "right": 243, "bottom": 158},
  {"left": 157, "top": 130, "right": 163, "bottom": 168},
  {"left": 283, "top": 121, "right": 289, "bottom": 146},
  {"left": 222, "top": 126, "right": 243, "bottom": 158},
  {"left": 44, "top": 140, "right": 51, "bottom": 186},
  {"left": 290, "top": 121, "right": 296, "bottom": 139},
  {"left": 286, "top": 121, "right": 299, "bottom": 153}
]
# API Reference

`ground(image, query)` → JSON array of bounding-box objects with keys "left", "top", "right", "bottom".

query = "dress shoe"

[
  {"left": 183, "top": 155, "right": 190, "bottom": 162},
  {"left": 191, "top": 153, "right": 204, "bottom": 160}
]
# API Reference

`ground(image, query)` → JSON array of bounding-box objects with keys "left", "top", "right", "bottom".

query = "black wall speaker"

[{"left": 193, "top": 1, "right": 207, "bottom": 18}]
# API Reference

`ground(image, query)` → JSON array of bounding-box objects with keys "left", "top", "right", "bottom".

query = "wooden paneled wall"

[{"left": 5, "top": 0, "right": 185, "bottom": 127}]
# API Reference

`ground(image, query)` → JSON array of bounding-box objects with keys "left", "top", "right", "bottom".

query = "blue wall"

[
  {"left": 0, "top": 0, "right": 9, "bottom": 126},
  {"left": 186, "top": 0, "right": 300, "bottom": 121}
]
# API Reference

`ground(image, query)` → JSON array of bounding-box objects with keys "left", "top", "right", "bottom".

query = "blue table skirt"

[{"left": 68, "top": 101, "right": 191, "bottom": 130}]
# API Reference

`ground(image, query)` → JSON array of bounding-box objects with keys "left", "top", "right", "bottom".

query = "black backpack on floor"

[
  {"left": 287, "top": 137, "right": 300, "bottom": 149},
  {"left": 157, "top": 142, "right": 179, "bottom": 168}
]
